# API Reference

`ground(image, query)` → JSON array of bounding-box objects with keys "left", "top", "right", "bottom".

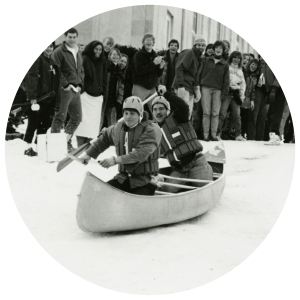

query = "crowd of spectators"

[{"left": 6, "top": 27, "right": 295, "bottom": 157}]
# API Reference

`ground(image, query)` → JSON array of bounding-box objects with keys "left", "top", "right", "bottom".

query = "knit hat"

[
  {"left": 152, "top": 96, "right": 171, "bottom": 112},
  {"left": 194, "top": 36, "right": 206, "bottom": 45}
]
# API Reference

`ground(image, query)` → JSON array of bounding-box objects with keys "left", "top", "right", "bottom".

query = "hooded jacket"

[
  {"left": 172, "top": 47, "right": 202, "bottom": 94},
  {"left": 132, "top": 46, "right": 163, "bottom": 89}
]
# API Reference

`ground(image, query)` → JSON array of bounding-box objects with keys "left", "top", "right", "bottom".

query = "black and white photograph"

[{"left": 2, "top": 0, "right": 299, "bottom": 298}]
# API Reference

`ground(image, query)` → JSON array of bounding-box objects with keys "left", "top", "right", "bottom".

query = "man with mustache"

[{"left": 152, "top": 85, "right": 213, "bottom": 193}]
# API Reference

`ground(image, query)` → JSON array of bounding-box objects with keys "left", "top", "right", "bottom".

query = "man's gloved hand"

[
  {"left": 157, "top": 85, "right": 167, "bottom": 95},
  {"left": 178, "top": 87, "right": 185, "bottom": 99}
]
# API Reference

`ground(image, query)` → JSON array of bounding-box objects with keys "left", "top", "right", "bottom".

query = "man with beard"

[
  {"left": 152, "top": 85, "right": 213, "bottom": 194},
  {"left": 172, "top": 36, "right": 206, "bottom": 119}
]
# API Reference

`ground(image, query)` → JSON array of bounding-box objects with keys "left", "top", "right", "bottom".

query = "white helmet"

[{"left": 123, "top": 96, "right": 143, "bottom": 116}]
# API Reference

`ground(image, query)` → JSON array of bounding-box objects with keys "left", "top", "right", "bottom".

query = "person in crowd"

[
  {"left": 199, "top": 40, "right": 229, "bottom": 141},
  {"left": 217, "top": 51, "right": 246, "bottom": 141},
  {"left": 242, "top": 53, "right": 250, "bottom": 72},
  {"left": 241, "top": 58, "right": 260, "bottom": 138},
  {"left": 247, "top": 55, "right": 268, "bottom": 141},
  {"left": 265, "top": 67, "right": 287, "bottom": 144},
  {"left": 249, "top": 53, "right": 255, "bottom": 60},
  {"left": 6, "top": 80, "right": 27, "bottom": 141},
  {"left": 115, "top": 53, "right": 129, "bottom": 119},
  {"left": 79, "top": 96, "right": 162, "bottom": 196},
  {"left": 172, "top": 36, "right": 205, "bottom": 119},
  {"left": 114, "top": 44, "right": 139, "bottom": 100},
  {"left": 74, "top": 40, "right": 107, "bottom": 147},
  {"left": 78, "top": 43, "right": 85, "bottom": 53},
  {"left": 152, "top": 85, "right": 213, "bottom": 193},
  {"left": 102, "top": 36, "right": 114, "bottom": 60},
  {"left": 204, "top": 44, "right": 214, "bottom": 57},
  {"left": 132, "top": 33, "right": 165, "bottom": 116},
  {"left": 23, "top": 42, "right": 61, "bottom": 156},
  {"left": 102, "top": 47, "right": 124, "bottom": 127},
  {"left": 51, "top": 28, "right": 84, "bottom": 152},
  {"left": 222, "top": 40, "right": 230, "bottom": 61},
  {"left": 159, "top": 39, "right": 180, "bottom": 93}
]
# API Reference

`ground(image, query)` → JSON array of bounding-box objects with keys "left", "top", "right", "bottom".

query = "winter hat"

[
  {"left": 152, "top": 96, "right": 171, "bottom": 114},
  {"left": 123, "top": 96, "right": 143, "bottom": 116},
  {"left": 193, "top": 36, "right": 206, "bottom": 46}
]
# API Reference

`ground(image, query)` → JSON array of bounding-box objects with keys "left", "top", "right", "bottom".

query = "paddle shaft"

[{"left": 159, "top": 174, "right": 212, "bottom": 184}]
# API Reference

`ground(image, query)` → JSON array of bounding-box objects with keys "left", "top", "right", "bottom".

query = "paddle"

[{"left": 56, "top": 92, "right": 158, "bottom": 172}]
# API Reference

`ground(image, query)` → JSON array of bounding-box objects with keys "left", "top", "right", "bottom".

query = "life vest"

[
  {"left": 160, "top": 113, "right": 202, "bottom": 166},
  {"left": 114, "top": 121, "right": 160, "bottom": 176}
]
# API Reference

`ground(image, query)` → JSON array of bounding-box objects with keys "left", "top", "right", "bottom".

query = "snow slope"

[{"left": 4, "top": 138, "right": 295, "bottom": 295}]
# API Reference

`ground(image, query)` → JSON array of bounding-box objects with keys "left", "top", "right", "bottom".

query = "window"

[
  {"left": 217, "top": 22, "right": 221, "bottom": 40},
  {"left": 193, "top": 12, "right": 198, "bottom": 34},
  {"left": 166, "top": 11, "right": 173, "bottom": 48}
]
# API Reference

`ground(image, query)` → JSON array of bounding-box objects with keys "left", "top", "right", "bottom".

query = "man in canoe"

[
  {"left": 152, "top": 85, "right": 213, "bottom": 193},
  {"left": 79, "top": 96, "right": 162, "bottom": 195}
]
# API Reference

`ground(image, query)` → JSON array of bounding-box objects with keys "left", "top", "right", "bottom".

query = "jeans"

[
  {"left": 192, "top": 102, "right": 203, "bottom": 138},
  {"left": 247, "top": 87, "right": 266, "bottom": 140},
  {"left": 279, "top": 100, "right": 290, "bottom": 137},
  {"left": 51, "top": 89, "right": 82, "bottom": 135},
  {"left": 218, "top": 94, "right": 242, "bottom": 137},
  {"left": 132, "top": 84, "right": 156, "bottom": 117},
  {"left": 161, "top": 154, "right": 213, "bottom": 193},
  {"left": 175, "top": 89, "right": 195, "bottom": 119},
  {"left": 201, "top": 87, "right": 222, "bottom": 138},
  {"left": 268, "top": 88, "right": 286, "bottom": 136}
]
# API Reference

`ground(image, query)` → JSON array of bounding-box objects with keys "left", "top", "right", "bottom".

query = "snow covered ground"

[{"left": 4, "top": 136, "right": 295, "bottom": 295}]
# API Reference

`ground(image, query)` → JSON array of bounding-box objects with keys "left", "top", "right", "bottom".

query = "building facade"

[{"left": 55, "top": 5, "right": 257, "bottom": 55}]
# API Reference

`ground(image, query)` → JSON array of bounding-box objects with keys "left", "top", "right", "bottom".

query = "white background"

[{"left": 1, "top": 0, "right": 299, "bottom": 299}]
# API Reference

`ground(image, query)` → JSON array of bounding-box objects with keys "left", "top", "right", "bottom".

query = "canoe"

[{"left": 76, "top": 143, "right": 226, "bottom": 233}]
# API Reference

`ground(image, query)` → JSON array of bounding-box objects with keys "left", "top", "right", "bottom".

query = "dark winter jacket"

[
  {"left": 51, "top": 42, "right": 84, "bottom": 89},
  {"left": 242, "top": 61, "right": 260, "bottom": 109},
  {"left": 159, "top": 50, "right": 179, "bottom": 92},
  {"left": 172, "top": 47, "right": 202, "bottom": 94},
  {"left": 199, "top": 56, "right": 230, "bottom": 99},
  {"left": 82, "top": 54, "right": 107, "bottom": 97},
  {"left": 132, "top": 46, "right": 164, "bottom": 89},
  {"left": 25, "top": 53, "right": 61, "bottom": 110}
]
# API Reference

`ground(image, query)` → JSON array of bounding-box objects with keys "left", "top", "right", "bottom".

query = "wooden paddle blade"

[{"left": 56, "top": 143, "right": 90, "bottom": 172}]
